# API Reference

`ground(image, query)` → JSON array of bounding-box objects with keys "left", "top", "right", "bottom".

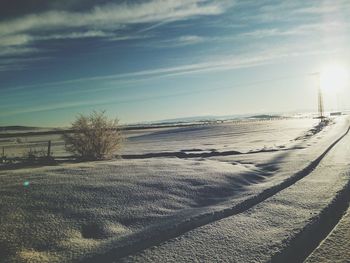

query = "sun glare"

[{"left": 320, "top": 63, "right": 349, "bottom": 93}]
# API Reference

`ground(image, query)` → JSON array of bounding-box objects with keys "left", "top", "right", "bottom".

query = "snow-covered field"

[
  {"left": 0, "top": 116, "right": 349, "bottom": 262},
  {"left": 0, "top": 118, "right": 318, "bottom": 158}
]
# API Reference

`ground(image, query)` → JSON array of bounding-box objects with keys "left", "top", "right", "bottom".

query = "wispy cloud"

[
  {"left": 0, "top": 44, "right": 337, "bottom": 118},
  {"left": 152, "top": 35, "right": 205, "bottom": 48},
  {"left": 0, "top": 0, "right": 229, "bottom": 37},
  {"left": 174, "top": 35, "right": 205, "bottom": 45},
  {"left": 239, "top": 21, "right": 348, "bottom": 39},
  {"left": 0, "top": 47, "right": 39, "bottom": 57},
  {"left": 0, "top": 31, "right": 111, "bottom": 49},
  {"left": 0, "top": 0, "right": 230, "bottom": 69},
  {"left": 4, "top": 37, "right": 339, "bottom": 94},
  {"left": 1, "top": 32, "right": 345, "bottom": 118},
  {"left": 238, "top": 0, "right": 350, "bottom": 23},
  {"left": 0, "top": 34, "right": 32, "bottom": 47},
  {"left": 294, "top": 1, "right": 350, "bottom": 14},
  {"left": 0, "top": 1, "right": 230, "bottom": 39}
]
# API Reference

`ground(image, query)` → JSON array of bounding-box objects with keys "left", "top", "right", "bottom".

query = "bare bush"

[{"left": 63, "top": 111, "right": 122, "bottom": 160}]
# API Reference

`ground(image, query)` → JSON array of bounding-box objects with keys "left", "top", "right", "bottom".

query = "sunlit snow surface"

[
  {"left": 123, "top": 119, "right": 318, "bottom": 154},
  {"left": 0, "top": 117, "right": 349, "bottom": 262},
  {"left": 306, "top": 207, "right": 350, "bottom": 263}
]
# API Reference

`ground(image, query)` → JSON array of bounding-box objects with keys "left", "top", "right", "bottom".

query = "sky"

[{"left": 1, "top": 0, "right": 350, "bottom": 127}]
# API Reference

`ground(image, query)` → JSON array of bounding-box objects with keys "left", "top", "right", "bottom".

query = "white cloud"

[
  {"left": 0, "top": 43, "right": 339, "bottom": 116},
  {"left": 239, "top": 0, "right": 350, "bottom": 23},
  {"left": 38, "top": 30, "right": 110, "bottom": 40},
  {"left": 237, "top": 21, "right": 348, "bottom": 39},
  {"left": 0, "top": 34, "right": 32, "bottom": 47},
  {"left": 294, "top": 1, "right": 350, "bottom": 14},
  {"left": 0, "top": 46, "right": 38, "bottom": 57},
  {"left": 0, "top": 0, "right": 229, "bottom": 37},
  {"left": 5, "top": 39, "right": 336, "bottom": 90},
  {"left": 0, "top": 0, "right": 230, "bottom": 68},
  {"left": 176, "top": 35, "right": 205, "bottom": 45},
  {"left": 152, "top": 35, "right": 205, "bottom": 48}
]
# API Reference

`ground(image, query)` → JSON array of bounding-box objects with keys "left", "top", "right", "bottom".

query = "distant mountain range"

[
  {"left": 0, "top": 126, "right": 41, "bottom": 131},
  {"left": 139, "top": 113, "right": 283, "bottom": 125}
]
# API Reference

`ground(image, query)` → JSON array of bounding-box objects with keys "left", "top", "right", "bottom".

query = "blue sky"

[{"left": 1, "top": 0, "right": 350, "bottom": 126}]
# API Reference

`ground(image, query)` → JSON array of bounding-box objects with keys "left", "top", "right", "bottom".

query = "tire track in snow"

[
  {"left": 82, "top": 122, "right": 350, "bottom": 263},
  {"left": 269, "top": 178, "right": 350, "bottom": 263}
]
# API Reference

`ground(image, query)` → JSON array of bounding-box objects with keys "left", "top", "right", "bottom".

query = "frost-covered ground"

[
  {"left": 306, "top": 206, "right": 350, "bottom": 263},
  {"left": 0, "top": 117, "right": 349, "bottom": 262},
  {"left": 0, "top": 118, "right": 318, "bottom": 158},
  {"left": 123, "top": 116, "right": 350, "bottom": 263},
  {"left": 123, "top": 118, "right": 319, "bottom": 155}
]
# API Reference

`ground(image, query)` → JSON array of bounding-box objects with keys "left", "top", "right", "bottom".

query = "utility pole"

[
  {"left": 47, "top": 140, "right": 51, "bottom": 158},
  {"left": 311, "top": 72, "right": 325, "bottom": 121},
  {"left": 317, "top": 73, "right": 324, "bottom": 121}
]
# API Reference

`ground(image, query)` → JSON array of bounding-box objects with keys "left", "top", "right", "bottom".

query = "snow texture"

[
  {"left": 122, "top": 116, "right": 350, "bottom": 262},
  {"left": 0, "top": 117, "right": 349, "bottom": 262},
  {"left": 305, "top": 200, "right": 350, "bottom": 262}
]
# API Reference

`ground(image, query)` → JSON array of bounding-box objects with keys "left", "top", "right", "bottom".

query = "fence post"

[
  {"left": 1, "top": 146, "right": 4, "bottom": 162},
  {"left": 47, "top": 140, "right": 51, "bottom": 157}
]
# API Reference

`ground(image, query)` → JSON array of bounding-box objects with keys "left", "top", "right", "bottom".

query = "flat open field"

[
  {"left": 1, "top": 116, "right": 350, "bottom": 262},
  {"left": 0, "top": 118, "right": 318, "bottom": 158}
]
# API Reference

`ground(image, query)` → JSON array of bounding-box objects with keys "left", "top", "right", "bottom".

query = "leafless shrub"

[{"left": 63, "top": 111, "right": 123, "bottom": 160}]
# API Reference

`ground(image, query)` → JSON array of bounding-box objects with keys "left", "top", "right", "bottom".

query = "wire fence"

[{"left": 0, "top": 134, "right": 69, "bottom": 164}]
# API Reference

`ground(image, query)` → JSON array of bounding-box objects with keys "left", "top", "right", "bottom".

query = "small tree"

[{"left": 63, "top": 111, "right": 122, "bottom": 160}]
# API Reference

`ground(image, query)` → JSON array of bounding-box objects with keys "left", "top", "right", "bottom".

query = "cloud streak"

[
  {"left": 1, "top": 0, "right": 230, "bottom": 36},
  {"left": 239, "top": 21, "right": 348, "bottom": 39},
  {"left": 0, "top": 0, "right": 230, "bottom": 70},
  {"left": 4, "top": 36, "right": 341, "bottom": 96},
  {"left": 0, "top": 1, "right": 229, "bottom": 40}
]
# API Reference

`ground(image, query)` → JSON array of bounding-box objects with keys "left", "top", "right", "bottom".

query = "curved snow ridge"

[
  {"left": 269, "top": 177, "right": 350, "bottom": 263},
  {"left": 80, "top": 123, "right": 350, "bottom": 263}
]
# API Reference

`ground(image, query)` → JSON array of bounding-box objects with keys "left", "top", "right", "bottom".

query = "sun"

[{"left": 320, "top": 63, "right": 348, "bottom": 93}]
